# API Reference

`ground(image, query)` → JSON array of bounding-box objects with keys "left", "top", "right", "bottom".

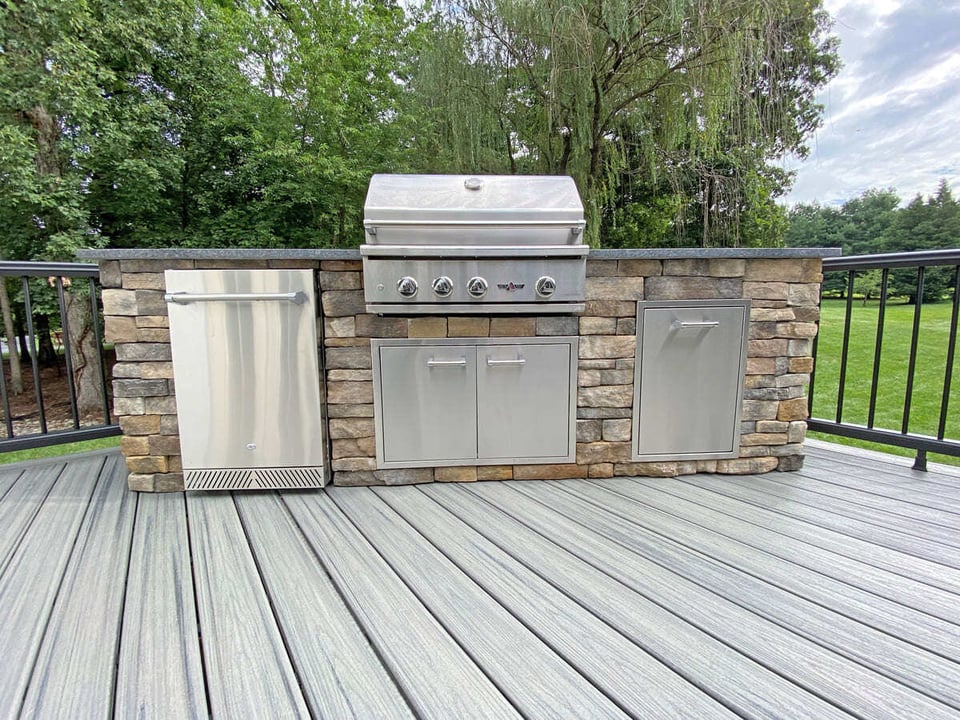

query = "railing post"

[{"left": 913, "top": 450, "right": 927, "bottom": 472}]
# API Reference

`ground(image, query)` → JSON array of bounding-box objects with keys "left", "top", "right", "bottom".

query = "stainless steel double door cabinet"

[
  {"left": 633, "top": 299, "right": 750, "bottom": 461},
  {"left": 165, "top": 269, "right": 326, "bottom": 489},
  {"left": 372, "top": 337, "right": 578, "bottom": 468}
]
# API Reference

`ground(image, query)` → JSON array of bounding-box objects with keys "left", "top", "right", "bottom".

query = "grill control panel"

[
  {"left": 466, "top": 276, "right": 489, "bottom": 298},
  {"left": 397, "top": 276, "right": 418, "bottom": 297},
  {"left": 432, "top": 276, "right": 454, "bottom": 297}
]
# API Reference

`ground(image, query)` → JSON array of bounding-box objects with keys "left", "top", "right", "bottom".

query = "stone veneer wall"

[{"left": 97, "top": 255, "right": 822, "bottom": 491}]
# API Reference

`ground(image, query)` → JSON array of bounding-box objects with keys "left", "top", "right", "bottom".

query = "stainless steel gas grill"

[{"left": 361, "top": 174, "right": 588, "bottom": 314}]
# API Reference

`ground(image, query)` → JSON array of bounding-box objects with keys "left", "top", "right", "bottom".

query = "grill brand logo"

[{"left": 497, "top": 282, "right": 525, "bottom": 291}]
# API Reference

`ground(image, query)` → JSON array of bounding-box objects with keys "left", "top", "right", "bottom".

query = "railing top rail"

[
  {"left": 0, "top": 261, "right": 100, "bottom": 278},
  {"left": 823, "top": 248, "right": 960, "bottom": 271}
]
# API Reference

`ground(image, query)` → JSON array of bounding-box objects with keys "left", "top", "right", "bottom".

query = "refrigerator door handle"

[{"left": 164, "top": 291, "right": 307, "bottom": 305}]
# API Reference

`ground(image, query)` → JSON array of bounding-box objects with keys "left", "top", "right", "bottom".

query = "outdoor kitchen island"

[{"left": 79, "top": 245, "right": 839, "bottom": 492}]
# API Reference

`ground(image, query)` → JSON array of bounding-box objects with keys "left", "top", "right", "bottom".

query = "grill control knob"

[
  {"left": 466, "top": 276, "right": 488, "bottom": 298},
  {"left": 397, "top": 276, "right": 418, "bottom": 298},
  {"left": 432, "top": 276, "right": 454, "bottom": 297},
  {"left": 536, "top": 276, "right": 557, "bottom": 298}
]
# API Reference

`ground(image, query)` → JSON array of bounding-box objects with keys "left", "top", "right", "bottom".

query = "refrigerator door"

[{"left": 165, "top": 269, "right": 325, "bottom": 489}]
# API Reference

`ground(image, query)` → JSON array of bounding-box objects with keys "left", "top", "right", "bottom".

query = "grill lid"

[{"left": 363, "top": 174, "right": 585, "bottom": 246}]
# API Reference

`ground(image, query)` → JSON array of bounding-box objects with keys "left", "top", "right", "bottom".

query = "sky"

[{"left": 782, "top": 0, "right": 960, "bottom": 207}]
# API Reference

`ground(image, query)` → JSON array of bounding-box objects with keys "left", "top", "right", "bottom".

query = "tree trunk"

[
  {"left": 36, "top": 315, "right": 58, "bottom": 368},
  {"left": 65, "top": 290, "right": 104, "bottom": 413},
  {"left": 0, "top": 278, "right": 24, "bottom": 394}
]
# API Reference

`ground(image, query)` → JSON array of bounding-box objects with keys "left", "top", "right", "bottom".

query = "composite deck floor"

[{"left": 1, "top": 441, "right": 959, "bottom": 719}]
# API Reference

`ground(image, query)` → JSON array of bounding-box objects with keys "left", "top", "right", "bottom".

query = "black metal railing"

[
  {"left": 809, "top": 249, "right": 960, "bottom": 470},
  {"left": 0, "top": 261, "right": 119, "bottom": 451}
]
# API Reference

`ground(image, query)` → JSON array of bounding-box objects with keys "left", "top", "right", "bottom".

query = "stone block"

[
  {"left": 160, "top": 415, "right": 180, "bottom": 435},
  {"left": 326, "top": 404, "right": 375, "bottom": 418},
  {"left": 115, "top": 343, "right": 172, "bottom": 362},
  {"left": 788, "top": 339, "right": 813, "bottom": 357},
  {"left": 120, "top": 415, "right": 162, "bottom": 435},
  {"left": 775, "top": 373, "right": 810, "bottom": 388},
  {"left": 512, "top": 464, "right": 587, "bottom": 480},
  {"left": 140, "top": 362, "right": 174, "bottom": 379},
  {"left": 105, "top": 316, "right": 138, "bottom": 343},
  {"left": 114, "top": 379, "right": 168, "bottom": 398},
  {"left": 618, "top": 259, "right": 662, "bottom": 276},
  {"left": 777, "top": 455, "right": 805, "bottom": 471},
  {"left": 789, "top": 357, "right": 815, "bottom": 374},
  {"left": 332, "top": 457, "right": 378, "bottom": 472},
  {"left": 579, "top": 359, "right": 617, "bottom": 370},
  {"left": 696, "top": 460, "right": 718, "bottom": 473},
  {"left": 334, "top": 471, "right": 380, "bottom": 487},
  {"left": 746, "top": 357, "right": 777, "bottom": 375},
  {"left": 268, "top": 260, "right": 319, "bottom": 269},
  {"left": 794, "top": 306, "right": 820, "bottom": 322},
  {"left": 576, "top": 419, "right": 602, "bottom": 442},
  {"left": 408, "top": 317, "right": 447, "bottom": 338},
  {"left": 145, "top": 396, "right": 177, "bottom": 414},
  {"left": 602, "top": 419, "right": 632, "bottom": 442},
  {"left": 599, "top": 369, "right": 633, "bottom": 385},
  {"left": 744, "top": 387, "right": 804, "bottom": 401},
  {"left": 113, "top": 397, "right": 145, "bottom": 416},
  {"left": 741, "top": 400, "right": 780, "bottom": 420},
  {"left": 745, "top": 375, "right": 776, "bottom": 389},
  {"left": 135, "top": 290, "right": 167, "bottom": 316},
  {"left": 709, "top": 259, "right": 746, "bottom": 277},
  {"left": 586, "top": 260, "right": 619, "bottom": 277},
  {"left": 102, "top": 289, "right": 138, "bottom": 316},
  {"left": 536, "top": 316, "right": 579, "bottom": 336},
  {"left": 327, "top": 369, "right": 373, "bottom": 382},
  {"left": 787, "top": 283, "right": 821, "bottom": 307},
  {"left": 112, "top": 362, "right": 142, "bottom": 379},
  {"left": 588, "top": 463, "right": 614, "bottom": 478},
  {"left": 318, "top": 271, "right": 361, "bottom": 290},
  {"left": 614, "top": 461, "right": 685, "bottom": 477},
  {"left": 325, "top": 317, "right": 356, "bottom": 338},
  {"left": 578, "top": 385, "right": 633, "bottom": 408},
  {"left": 127, "top": 455, "right": 168, "bottom": 473},
  {"left": 329, "top": 418, "right": 375, "bottom": 439},
  {"left": 644, "top": 276, "right": 742, "bottom": 300},
  {"left": 477, "top": 465, "right": 513, "bottom": 480},
  {"left": 788, "top": 421, "right": 807, "bottom": 443},
  {"left": 137, "top": 328, "right": 170, "bottom": 343},
  {"left": 154, "top": 472, "right": 183, "bottom": 492},
  {"left": 122, "top": 273, "right": 166, "bottom": 290},
  {"left": 616, "top": 318, "right": 636, "bottom": 335},
  {"left": 489, "top": 317, "right": 536, "bottom": 337},
  {"left": 435, "top": 466, "right": 478, "bottom": 482},
  {"left": 332, "top": 437, "right": 377, "bottom": 458},
  {"left": 576, "top": 441, "right": 631, "bottom": 464},
  {"left": 577, "top": 408, "right": 632, "bottom": 419},
  {"left": 743, "top": 281, "right": 788, "bottom": 301},
  {"left": 615, "top": 358, "right": 635, "bottom": 370},
  {"left": 778, "top": 397, "right": 808, "bottom": 421},
  {"left": 579, "top": 317, "right": 618, "bottom": 335},
  {"left": 321, "top": 260, "right": 362, "bottom": 271},
  {"left": 776, "top": 322, "right": 818, "bottom": 339},
  {"left": 326, "top": 346, "right": 372, "bottom": 370},
  {"left": 751, "top": 307, "right": 796, "bottom": 322},
  {"left": 748, "top": 339, "right": 789, "bottom": 357},
  {"left": 121, "top": 436, "right": 150, "bottom": 456},
  {"left": 583, "top": 300, "right": 636, "bottom": 317},
  {"left": 167, "top": 455, "right": 182, "bottom": 472},
  {"left": 99, "top": 260, "right": 122, "bottom": 288},
  {"left": 136, "top": 315, "right": 169, "bottom": 328},
  {"left": 324, "top": 337, "right": 370, "bottom": 348},
  {"left": 378, "top": 468, "right": 434, "bottom": 486},
  {"left": 121, "top": 260, "right": 194, "bottom": 273},
  {"left": 743, "top": 259, "right": 804, "bottom": 282},
  {"left": 327, "top": 382, "right": 374, "bottom": 404},
  {"left": 749, "top": 322, "right": 778, "bottom": 340},
  {"left": 663, "top": 259, "right": 711, "bottom": 276},
  {"left": 579, "top": 336, "right": 635, "bottom": 359},
  {"left": 716, "top": 457, "right": 779, "bottom": 474},
  {"left": 448, "top": 317, "right": 490, "bottom": 337},
  {"left": 741, "top": 421, "right": 757, "bottom": 434},
  {"left": 322, "top": 290, "right": 366, "bottom": 317},
  {"left": 741, "top": 432, "right": 789, "bottom": 446},
  {"left": 585, "top": 276, "right": 644, "bottom": 301},
  {"left": 578, "top": 370, "right": 602, "bottom": 387},
  {"left": 355, "top": 314, "right": 407, "bottom": 338},
  {"left": 756, "top": 420, "right": 790, "bottom": 433},
  {"left": 127, "top": 474, "right": 155, "bottom": 492},
  {"left": 149, "top": 435, "right": 181, "bottom": 455}
]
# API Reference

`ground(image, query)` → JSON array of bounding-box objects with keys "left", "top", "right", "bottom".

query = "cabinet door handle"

[
  {"left": 675, "top": 320, "right": 720, "bottom": 329},
  {"left": 427, "top": 357, "right": 467, "bottom": 368},
  {"left": 486, "top": 357, "right": 526, "bottom": 366}
]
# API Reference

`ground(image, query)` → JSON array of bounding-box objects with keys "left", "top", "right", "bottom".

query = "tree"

[{"left": 409, "top": 0, "right": 839, "bottom": 246}]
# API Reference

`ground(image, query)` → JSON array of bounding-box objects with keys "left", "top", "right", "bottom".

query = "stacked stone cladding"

[{"left": 98, "top": 255, "right": 821, "bottom": 491}]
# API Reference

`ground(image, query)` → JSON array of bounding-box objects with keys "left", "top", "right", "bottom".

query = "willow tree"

[{"left": 410, "top": 0, "right": 838, "bottom": 246}]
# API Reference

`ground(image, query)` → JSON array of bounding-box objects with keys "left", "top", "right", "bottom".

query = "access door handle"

[
  {"left": 486, "top": 357, "right": 526, "bottom": 366},
  {"left": 165, "top": 291, "right": 307, "bottom": 305},
  {"left": 427, "top": 357, "right": 467, "bottom": 368},
  {"left": 674, "top": 320, "right": 720, "bottom": 329}
]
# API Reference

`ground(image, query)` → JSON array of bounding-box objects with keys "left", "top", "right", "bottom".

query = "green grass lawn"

[
  {"left": 811, "top": 297, "right": 960, "bottom": 466},
  {"left": 0, "top": 436, "right": 121, "bottom": 466}
]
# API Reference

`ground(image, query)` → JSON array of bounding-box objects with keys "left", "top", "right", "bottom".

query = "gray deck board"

[
  {"left": 2, "top": 441, "right": 959, "bottom": 719},
  {"left": 234, "top": 493, "right": 415, "bottom": 720},
  {"left": 469, "top": 481, "right": 957, "bottom": 719},
  {"left": 20, "top": 454, "right": 136, "bottom": 720},
  {"left": 115, "top": 492, "right": 207, "bottom": 720},
  {"left": 186, "top": 493, "right": 310, "bottom": 719},
  {"left": 372, "top": 484, "right": 737, "bottom": 720},
  {"left": 0, "top": 456, "right": 102, "bottom": 717}
]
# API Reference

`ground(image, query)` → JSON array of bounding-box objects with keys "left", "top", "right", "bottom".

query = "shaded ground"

[{"left": 0, "top": 350, "right": 116, "bottom": 438}]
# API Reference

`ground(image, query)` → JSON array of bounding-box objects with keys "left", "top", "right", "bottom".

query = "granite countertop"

[{"left": 78, "top": 247, "right": 841, "bottom": 261}]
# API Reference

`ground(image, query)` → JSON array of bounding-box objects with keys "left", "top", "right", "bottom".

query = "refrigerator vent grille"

[{"left": 184, "top": 467, "right": 324, "bottom": 491}]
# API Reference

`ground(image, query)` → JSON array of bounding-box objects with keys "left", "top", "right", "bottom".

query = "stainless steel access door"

[{"left": 165, "top": 269, "right": 325, "bottom": 489}]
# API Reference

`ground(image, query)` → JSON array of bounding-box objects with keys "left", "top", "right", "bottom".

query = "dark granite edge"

[
  {"left": 78, "top": 246, "right": 841, "bottom": 261},
  {"left": 589, "top": 247, "right": 842, "bottom": 259}
]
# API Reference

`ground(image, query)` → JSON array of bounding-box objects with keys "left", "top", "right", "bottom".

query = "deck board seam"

[
  {"left": 182, "top": 492, "right": 215, "bottom": 720},
  {"left": 0, "top": 463, "right": 65, "bottom": 580},
  {"left": 109, "top": 457, "right": 139, "bottom": 720},
  {"left": 799, "top": 460, "right": 960, "bottom": 506}
]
